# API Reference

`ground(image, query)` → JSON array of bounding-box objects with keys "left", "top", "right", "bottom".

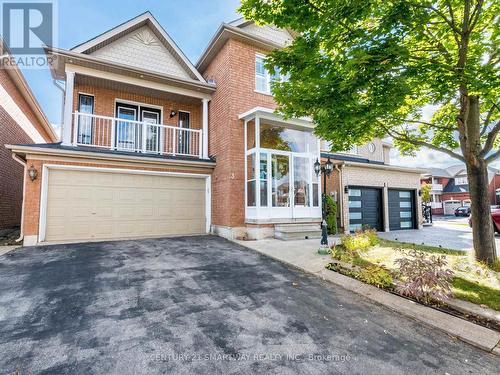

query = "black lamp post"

[{"left": 314, "top": 157, "right": 333, "bottom": 248}]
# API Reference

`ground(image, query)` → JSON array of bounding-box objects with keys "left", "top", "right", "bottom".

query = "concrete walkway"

[{"left": 236, "top": 238, "right": 500, "bottom": 355}]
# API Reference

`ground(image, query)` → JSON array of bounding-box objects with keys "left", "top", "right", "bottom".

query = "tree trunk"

[
  {"left": 462, "top": 96, "right": 497, "bottom": 264},
  {"left": 467, "top": 160, "right": 497, "bottom": 264}
]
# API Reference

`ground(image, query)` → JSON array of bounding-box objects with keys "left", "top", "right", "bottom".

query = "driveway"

[
  {"left": 0, "top": 236, "right": 498, "bottom": 374},
  {"left": 379, "top": 216, "right": 500, "bottom": 251}
]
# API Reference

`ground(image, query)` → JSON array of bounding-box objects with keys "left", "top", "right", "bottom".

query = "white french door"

[{"left": 266, "top": 150, "right": 316, "bottom": 219}]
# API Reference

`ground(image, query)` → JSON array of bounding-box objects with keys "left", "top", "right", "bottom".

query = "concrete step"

[{"left": 274, "top": 223, "right": 322, "bottom": 241}]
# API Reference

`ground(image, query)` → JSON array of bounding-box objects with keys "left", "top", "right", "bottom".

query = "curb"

[{"left": 237, "top": 242, "right": 500, "bottom": 355}]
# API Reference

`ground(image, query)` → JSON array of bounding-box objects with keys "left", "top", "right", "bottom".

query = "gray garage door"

[
  {"left": 348, "top": 187, "right": 383, "bottom": 232},
  {"left": 388, "top": 189, "right": 416, "bottom": 230}
]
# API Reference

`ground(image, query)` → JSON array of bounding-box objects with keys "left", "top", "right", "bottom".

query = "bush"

[
  {"left": 357, "top": 265, "right": 393, "bottom": 288},
  {"left": 340, "top": 231, "right": 373, "bottom": 252},
  {"left": 363, "top": 228, "right": 379, "bottom": 246},
  {"left": 394, "top": 249, "right": 454, "bottom": 304},
  {"left": 324, "top": 194, "right": 337, "bottom": 235}
]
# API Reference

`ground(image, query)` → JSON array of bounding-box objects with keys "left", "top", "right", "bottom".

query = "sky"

[{"left": 16, "top": 0, "right": 498, "bottom": 170}]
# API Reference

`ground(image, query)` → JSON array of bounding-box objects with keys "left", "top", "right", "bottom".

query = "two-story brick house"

[{"left": 9, "top": 12, "right": 423, "bottom": 245}]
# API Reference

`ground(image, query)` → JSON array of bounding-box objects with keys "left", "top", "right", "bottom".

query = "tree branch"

[
  {"left": 481, "top": 102, "right": 499, "bottom": 136},
  {"left": 381, "top": 124, "right": 465, "bottom": 161},
  {"left": 468, "top": 0, "right": 484, "bottom": 32},
  {"left": 480, "top": 120, "right": 500, "bottom": 156},
  {"left": 485, "top": 149, "right": 500, "bottom": 164},
  {"left": 394, "top": 118, "right": 455, "bottom": 131}
]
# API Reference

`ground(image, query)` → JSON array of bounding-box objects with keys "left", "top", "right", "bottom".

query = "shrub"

[
  {"left": 340, "top": 232, "right": 372, "bottom": 253},
  {"left": 363, "top": 228, "right": 379, "bottom": 246},
  {"left": 394, "top": 249, "right": 454, "bottom": 304},
  {"left": 331, "top": 243, "right": 356, "bottom": 263},
  {"left": 357, "top": 265, "right": 393, "bottom": 288},
  {"left": 324, "top": 194, "right": 337, "bottom": 235}
]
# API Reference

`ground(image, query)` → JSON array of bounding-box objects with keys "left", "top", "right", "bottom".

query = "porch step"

[{"left": 274, "top": 223, "right": 322, "bottom": 241}]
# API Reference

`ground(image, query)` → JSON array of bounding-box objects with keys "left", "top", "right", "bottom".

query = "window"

[
  {"left": 178, "top": 111, "right": 190, "bottom": 155},
  {"left": 399, "top": 191, "right": 411, "bottom": 198},
  {"left": 260, "top": 153, "right": 268, "bottom": 207},
  {"left": 349, "top": 200, "right": 362, "bottom": 208},
  {"left": 455, "top": 176, "right": 468, "bottom": 185},
  {"left": 259, "top": 123, "right": 318, "bottom": 153},
  {"left": 247, "top": 153, "right": 256, "bottom": 207},
  {"left": 255, "top": 54, "right": 287, "bottom": 95},
  {"left": 349, "top": 189, "right": 362, "bottom": 197},
  {"left": 401, "top": 221, "right": 412, "bottom": 228},
  {"left": 400, "top": 211, "right": 412, "bottom": 218},
  {"left": 77, "top": 94, "right": 94, "bottom": 144},
  {"left": 400, "top": 201, "right": 411, "bottom": 208},
  {"left": 349, "top": 223, "right": 362, "bottom": 232},
  {"left": 350, "top": 212, "right": 362, "bottom": 220}
]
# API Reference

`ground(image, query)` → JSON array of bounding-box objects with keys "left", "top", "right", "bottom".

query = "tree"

[
  {"left": 421, "top": 183, "right": 432, "bottom": 204},
  {"left": 239, "top": 0, "right": 499, "bottom": 264}
]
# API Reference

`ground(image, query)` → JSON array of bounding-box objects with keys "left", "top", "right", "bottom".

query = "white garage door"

[
  {"left": 43, "top": 168, "right": 207, "bottom": 242},
  {"left": 443, "top": 200, "right": 461, "bottom": 215}
]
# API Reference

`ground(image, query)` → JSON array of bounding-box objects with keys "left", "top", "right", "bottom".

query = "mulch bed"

[
  {"left": 326, "top": 261, "right": 500, "bottom": 332},
  {"left": 0, "top": 228, "right": 21, "bottom": 246}
]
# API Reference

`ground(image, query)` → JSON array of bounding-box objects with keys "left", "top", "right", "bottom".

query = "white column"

[
  {"left": 62, "top": 71, "right": 75, "bottom": 146},
  {"left": 202, "top": 98, "right": 209, "bottom": 158}
]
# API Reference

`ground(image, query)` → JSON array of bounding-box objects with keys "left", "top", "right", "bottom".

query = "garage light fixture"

[
  {"left": 170, "top": 110, "right": 178, "bottom": 118},
  {"left": 344, "top": 186, "right": 349, "bottom": 194},
  {"left": 28, "top": 164, "right": 38, "bottom": 182}
]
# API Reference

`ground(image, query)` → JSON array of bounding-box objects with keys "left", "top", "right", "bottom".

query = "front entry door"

[{"left": 270, "top": 152, "right": 312, "bottom": 218}]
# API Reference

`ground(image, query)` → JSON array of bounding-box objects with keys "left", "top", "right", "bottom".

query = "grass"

[{"left": 358, "top": 241, "right": 500, "bottom": 311}]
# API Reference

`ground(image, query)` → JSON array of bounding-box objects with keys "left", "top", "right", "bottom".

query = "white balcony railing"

[
  {"left": 73, "top": 112, "right": 203, "bottom": 158},
  {"left": 431, "top": 184, "right": 443, "bottom": 191}
]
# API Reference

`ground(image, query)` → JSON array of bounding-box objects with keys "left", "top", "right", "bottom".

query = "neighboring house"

[
  {"left": 8, "top": 12, "right": 423, "bottom": 246},
  {"left": 0, "top": 38, "right": 58, "bottom": 231},
  {"left": 421, "top": 165, "right": 500, "bottom": 215}
]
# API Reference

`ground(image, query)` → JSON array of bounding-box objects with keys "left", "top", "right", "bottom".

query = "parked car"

[
  {"left": 454, "top": 206, "right": 471, "bottom": 217},
  {"left": 469, "top": 209, "right": 500, "bottom": 233}
]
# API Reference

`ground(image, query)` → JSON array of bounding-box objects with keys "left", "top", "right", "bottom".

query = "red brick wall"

[
  {"left": 440, "top": 192, "right": 470, "bottom": 202},
  {"left": 202, "top": 39, "right": 278, "bottom": 227},
  {"left": 0, "top": 69, "right": 53, "bottom": 229}
]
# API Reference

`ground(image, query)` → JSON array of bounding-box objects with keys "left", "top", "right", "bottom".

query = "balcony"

[
  {"left": 73, "top": 112, "right": 203, "bottom": 158},
  {"left": 431, "top": 184, "right": 443, "bottom": 191}
]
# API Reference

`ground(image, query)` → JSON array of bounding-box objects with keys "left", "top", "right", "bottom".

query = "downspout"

[
  {"left": 335, "top": 163, "right": 344, "bottom": 229},
  {"left": 11, "top": 153, "right": 27, "bottom": 242},
  {"left": 53, "top": 79, "right": 65, "bottom": 138}
]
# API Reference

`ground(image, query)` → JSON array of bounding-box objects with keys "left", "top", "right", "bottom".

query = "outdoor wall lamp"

[
  {"left": 28, "top": 164, "right": 38, "bottom": 182},
  {"left": 344, "top": 185, "right": 349, "bottom": 194},
  {"left": 169, "top": 110, "right": 178, "bottom": 118},
  {"left": 418, "top": 189, "right": 422, "bottom": 196},
  {"left": 314, "top": 157, "right": 334, "bottom": 250}
]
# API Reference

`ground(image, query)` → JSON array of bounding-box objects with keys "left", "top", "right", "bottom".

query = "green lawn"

[{"left": 359, "top": 240, "right": 500, "bottom": 311}]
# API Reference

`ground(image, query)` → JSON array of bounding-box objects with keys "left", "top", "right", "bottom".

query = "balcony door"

[{"left": 115, "top": 103, "right": 162, "bottom": 152}]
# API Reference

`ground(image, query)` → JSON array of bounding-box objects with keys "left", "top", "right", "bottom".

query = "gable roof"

[
  {"left": 71, "top": 11, "right": 205, "bottom": 82},
  {"left": 196, "top": 19, "right": 294, "bottom": 72},
  {"left": 0, "top": 38, "right": 58, "bottom": 142}
]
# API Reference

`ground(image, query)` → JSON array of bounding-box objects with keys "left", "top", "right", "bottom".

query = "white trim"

[
  {"left": 71, "top": 12, "right": 206, "bottom": 82},
  {"left": 7, "top": 144, "right": 215, "bottom": 167},
  {"left": 114, "top": 97, "right": 164, "bottom": 112},
  {"left": 238, "top": 106, "right": 314, "bottom": 129},
  {"left": 62, "top": 70, "right": 75, "bottom": 145},
  {"left": 38, "top": 164, "right": 212, "bottom": 243},
  {"left": 202, "top": 98, "right": 209, "bottom": 158},
  {"left": 66, "top": 64, "right": 212, "bottom": 100},
  {"left": 0, "top": 84, "right": 46, "bottom": 143}
]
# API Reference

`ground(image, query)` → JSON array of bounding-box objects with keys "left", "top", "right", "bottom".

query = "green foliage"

[
  {"left": 324, "top": 194, "right": 337, "bottom": 235},
  {"left": 239, "top": 0, "right": 499, "bottom": 157},
  {"left": 340, "top": 233, "right": 372, "bottom": 253},
  {"left": 357, "top": 265, "right": 393, "bottom": 289},
  {"left": 420, "top": 183, "right": 432, "bottom": 203},
  {"left": 340, "top": 229, "right": 379, "bottom": 253}
]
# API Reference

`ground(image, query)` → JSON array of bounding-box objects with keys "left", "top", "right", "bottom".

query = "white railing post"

[
  {"left": 62, "top": 70, "right": 75, "bottom": 146},
  {"left": 202, "top": 98, "right": 209, "bottom": 158},
  {"left": 72, "top": 112, "right": 79, "bottom": 145},
  {"left": 199, "top": 129, "right": 203, "bottom": 158},
  {"left": 172, "top": 127, "right": 177, "bottom": 156}
]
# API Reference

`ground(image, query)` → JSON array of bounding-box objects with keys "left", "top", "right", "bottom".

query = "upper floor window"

[
  {"left": 455, "top": 176, "right": 468, "bottom": 185},
  {"left": 255, "top": 54, "right": 285, "bottom": 94}
]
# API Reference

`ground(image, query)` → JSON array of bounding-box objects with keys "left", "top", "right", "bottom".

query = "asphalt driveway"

[{"left": 0, "top": 236, "right": 498, "bottom": 374}]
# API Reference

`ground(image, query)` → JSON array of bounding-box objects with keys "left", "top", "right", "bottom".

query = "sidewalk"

[{"left": 235, "top": 237, "right": 500, "bottom": 355}]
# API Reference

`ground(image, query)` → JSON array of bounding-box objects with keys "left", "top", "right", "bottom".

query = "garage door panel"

[
  {"left": 349, "top": 187, "right": 383, "bottom": 232},
  {"left": 44, "top": 169, "right": 207, "bottom": 242},
  {"left": 388, "top": 189, "right": 416, "bottom": 230}
]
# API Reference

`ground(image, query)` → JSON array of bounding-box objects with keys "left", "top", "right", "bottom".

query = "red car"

[{"left": 469, "top": 208, "right": 500, "bottom": 233}]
